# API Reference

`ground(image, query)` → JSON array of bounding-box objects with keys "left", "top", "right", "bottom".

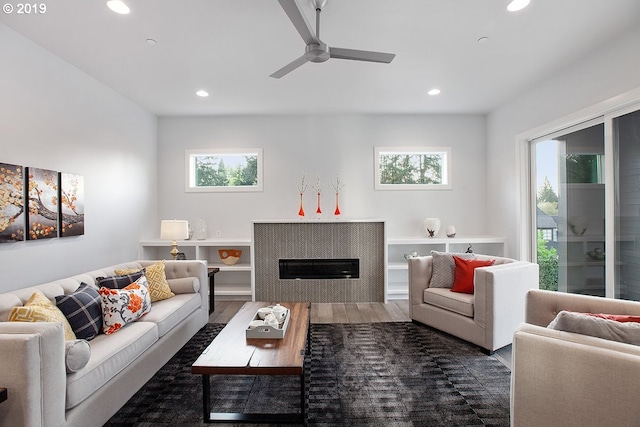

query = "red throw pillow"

[
  {"left": 451, "top": 257, "right": 495, "bottom": 294},
  {"left": 581, "top": 312, "right": 640, "bottom": 323}
]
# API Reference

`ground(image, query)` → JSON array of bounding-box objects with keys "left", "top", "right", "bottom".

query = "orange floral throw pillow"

[
  {"left": 99, "top": 275, "right": 151, "bottom": 335},
  {"left": 450, "top": 256, "right": 495, "bottom": 294}
]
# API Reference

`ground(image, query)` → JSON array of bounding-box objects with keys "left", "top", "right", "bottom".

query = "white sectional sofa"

[
  {"left": 408, "top": 253, "right": 539, "bottom": 353},
  {"left": 0, "top": 260, "right": 208, "bottom": 427}
]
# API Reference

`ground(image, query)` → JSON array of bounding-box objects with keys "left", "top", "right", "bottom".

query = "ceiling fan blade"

[
  {"left": 329, "top": 47, "right": 395, "bottom": 63},
  {"left": 277, "top": 0, "right": 319, "bottom": 46},
  {"left": 270, "top": 55, "right": 309, "bottom": 79}
]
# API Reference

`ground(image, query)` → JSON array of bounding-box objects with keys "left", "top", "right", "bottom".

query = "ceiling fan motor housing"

[
  {"left": 310, "top": 0, "right": 327, "bottom": 10},
  {"left": 305, "top": 42, "right": 330, "bottom": 62}
]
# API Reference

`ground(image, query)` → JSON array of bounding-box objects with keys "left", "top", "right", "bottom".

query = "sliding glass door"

[
  {"left": 531, "top": 104, "right": 640, "bottom": 301},
  {"left": 531, "top": 121, "right": 605, "bottom": 296},
  {"left": 614, "top": 108, "right": 640, "bottom": 301}
]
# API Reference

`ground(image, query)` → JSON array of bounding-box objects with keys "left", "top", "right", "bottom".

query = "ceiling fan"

[{"left": 270, "top": 0, "right": 396, "bottom": 78}]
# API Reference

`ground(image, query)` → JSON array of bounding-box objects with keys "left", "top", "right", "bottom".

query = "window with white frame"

[
  {"left": 185, "top": 148, "right": 263, "bottom": 192},
  {"left": 374, "top": 146, "right": 451, "bottom": 190}
]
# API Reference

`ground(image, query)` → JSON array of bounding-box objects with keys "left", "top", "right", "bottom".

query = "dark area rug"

[{"left": 105, "top": 322, "right": 510, "bottom": 426}]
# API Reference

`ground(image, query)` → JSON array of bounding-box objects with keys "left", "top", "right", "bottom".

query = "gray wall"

[
  {"left": 157, "top": 114, "right": 487, "bottom": 239},
  {"left": 0, "top": 25, "right": 158, "bottom": 292}
]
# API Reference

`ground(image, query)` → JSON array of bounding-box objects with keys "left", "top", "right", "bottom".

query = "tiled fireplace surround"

[{"left": 252, "top": 220, "right": 385, "bottom": 303}]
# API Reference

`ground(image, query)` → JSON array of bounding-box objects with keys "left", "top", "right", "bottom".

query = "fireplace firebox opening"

[{"left": 279, "top": 258, "right": 360, "bottom": 280}]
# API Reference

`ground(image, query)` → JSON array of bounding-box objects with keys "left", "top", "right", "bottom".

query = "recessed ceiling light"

[
  {"left": 146, "top": 39, "right": 157, "bottom": 46},
  {"left": 196, "top": 90, "right": 209, "bottom": 97},
  {"left": 507, "top": 0, "right": 530, "bottom": 12},
  {"left": 428, "top": 89, "right": 441, "bottom": 96},
  {"left": 107, "top": 1, "right": 130, "bottom": 14}
]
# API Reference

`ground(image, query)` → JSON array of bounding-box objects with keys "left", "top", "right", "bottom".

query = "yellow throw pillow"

[
  {"left": 9, "top": 291, "right": 76, "bottom": 340},
  {"left": 115, "top": 261, "right": 175, "bottom": 303}
]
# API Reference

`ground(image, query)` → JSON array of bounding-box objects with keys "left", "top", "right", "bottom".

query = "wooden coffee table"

[{"left": 192, "top": 301, "right": 311, "bottom": 424}]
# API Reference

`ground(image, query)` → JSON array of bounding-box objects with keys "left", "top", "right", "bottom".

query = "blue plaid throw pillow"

[
  {"left": 55, "top": 282, "right": 102, "bottom": 340},
  {"left": 95, "top": 270, "right": 144, "bottom": 289}
]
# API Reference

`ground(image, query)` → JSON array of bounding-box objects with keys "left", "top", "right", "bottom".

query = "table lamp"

[{"left": 160, "top": 220, "right": 189, "bottom": 260}]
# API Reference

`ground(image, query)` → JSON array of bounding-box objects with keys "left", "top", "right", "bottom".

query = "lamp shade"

[{"left": 160, "top": 220, "right": 189, "bottom": 240}]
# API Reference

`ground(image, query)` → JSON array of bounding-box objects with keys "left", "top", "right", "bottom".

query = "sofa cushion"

[
  {"left": 0, "top": 293, "right": 22, "bottom": 322},
  {"left": 548, "top": 310, "right": 640, "bottom": 346},
  {"left": 99, "top": 276, "right": 151, "bottom": 335},
  {"left": 9, "top": 291, "right": 76, "bottom": 340},
  {"left": 65, "top": 321, "right": 158, "bottom": 409},
  {"left": 429, "top": 251, "right": 475, "bottom": 288},
  {"left": 424, "top": 287, "right": 474, "bottom": 317},
  {"left": 65, "top": 339, "right": 91, "bottom": 373},
  {"left": 141, "top": 293, "right": 201, "bottom": 337},
  {"left": 55, "top": 283, "right": 102, "bottom": 340},
  {"left": 95, "top": 270, "right": 144, "bottom": 289},
  {"left": 451, "top": 257, "right": 495, "bottom": 294},
  {"left": 115, "top": 260, "right": 175, "bottom": 303}
]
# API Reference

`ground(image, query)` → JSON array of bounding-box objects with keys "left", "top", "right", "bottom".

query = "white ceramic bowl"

[
  {"left": 257, "top": 307, "right": 273, "bottom": 319},
  {"left": 264, "top": 317, "right": 279, "bottom": 328},
  {"left": 248, "top": 320, "right": 265, "bottom": 329}
]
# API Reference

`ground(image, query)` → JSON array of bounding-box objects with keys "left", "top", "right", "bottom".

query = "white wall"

[
  {"left": 7, "top": 15, "right": 635, "bottom": 289},
  {"left": 0, "top": 25, "right": 158, "bottom": 291},
  {"left": 157, "top": 114, "right": 487, "bottom": 239},
  {"left": 487, "top": 25, "right": 640, "bottom": 258}
]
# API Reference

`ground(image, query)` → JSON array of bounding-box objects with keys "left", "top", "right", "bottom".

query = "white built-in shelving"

[
  {"left": 139, "top": 238, "right": 253, "bottom": 299},
  {"left": 140, "top": 235, "right": 506, "bottom": 300},
  {"left": 386, "top": 236, "right": 506, "bottom": 299}
]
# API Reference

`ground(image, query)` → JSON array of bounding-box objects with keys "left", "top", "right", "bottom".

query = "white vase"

[
  {"left": 195, "top": 218, "right": 207, "bottom": 240},
  {"left": 445, "top": 225, "right": 456, "bottom": 238},
  {"left": 423, "top": 218, "right": 441, "bottom": 238}
]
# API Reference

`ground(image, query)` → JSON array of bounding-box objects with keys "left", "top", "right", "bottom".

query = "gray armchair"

[{"left": 408, "top": 254, "right": 538, "bottom": 353}]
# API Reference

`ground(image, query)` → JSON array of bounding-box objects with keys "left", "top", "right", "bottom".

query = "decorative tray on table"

[{"left": 245, "top": 304, "right": 290, "bottom": 339}]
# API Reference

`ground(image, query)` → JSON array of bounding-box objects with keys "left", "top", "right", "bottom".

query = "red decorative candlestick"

[
  {"left": 296, "top": 175, "right": 308, "bottom": 218},
  {"left": 330, "top": 175, "right": 344, "bottom": 219},
  {"left": 298, "top": 193, "right": 305, "bottom": 217}
]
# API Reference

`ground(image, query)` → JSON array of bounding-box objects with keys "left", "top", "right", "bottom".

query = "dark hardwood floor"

[{"left": 208, "top": 299, "right": 511, "bottom": 369}]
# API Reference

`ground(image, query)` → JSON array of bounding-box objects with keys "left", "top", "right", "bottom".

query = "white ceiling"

[{"left": 2, "top": 0, "right": 639, "bottom": 116}]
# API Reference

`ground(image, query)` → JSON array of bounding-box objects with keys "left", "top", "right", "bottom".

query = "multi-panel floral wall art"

[
  {"left": 0, "top": 163, "right": 25, "bottom": 242},
  {"left": 26, "top": 167, "right": 59, "bottom": 240},
  {"left": 59, "top": 172, "right": 85, "bottom": 237},
  {"left": 0, "top": 162, "right": 84, "bottom": 243}
]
